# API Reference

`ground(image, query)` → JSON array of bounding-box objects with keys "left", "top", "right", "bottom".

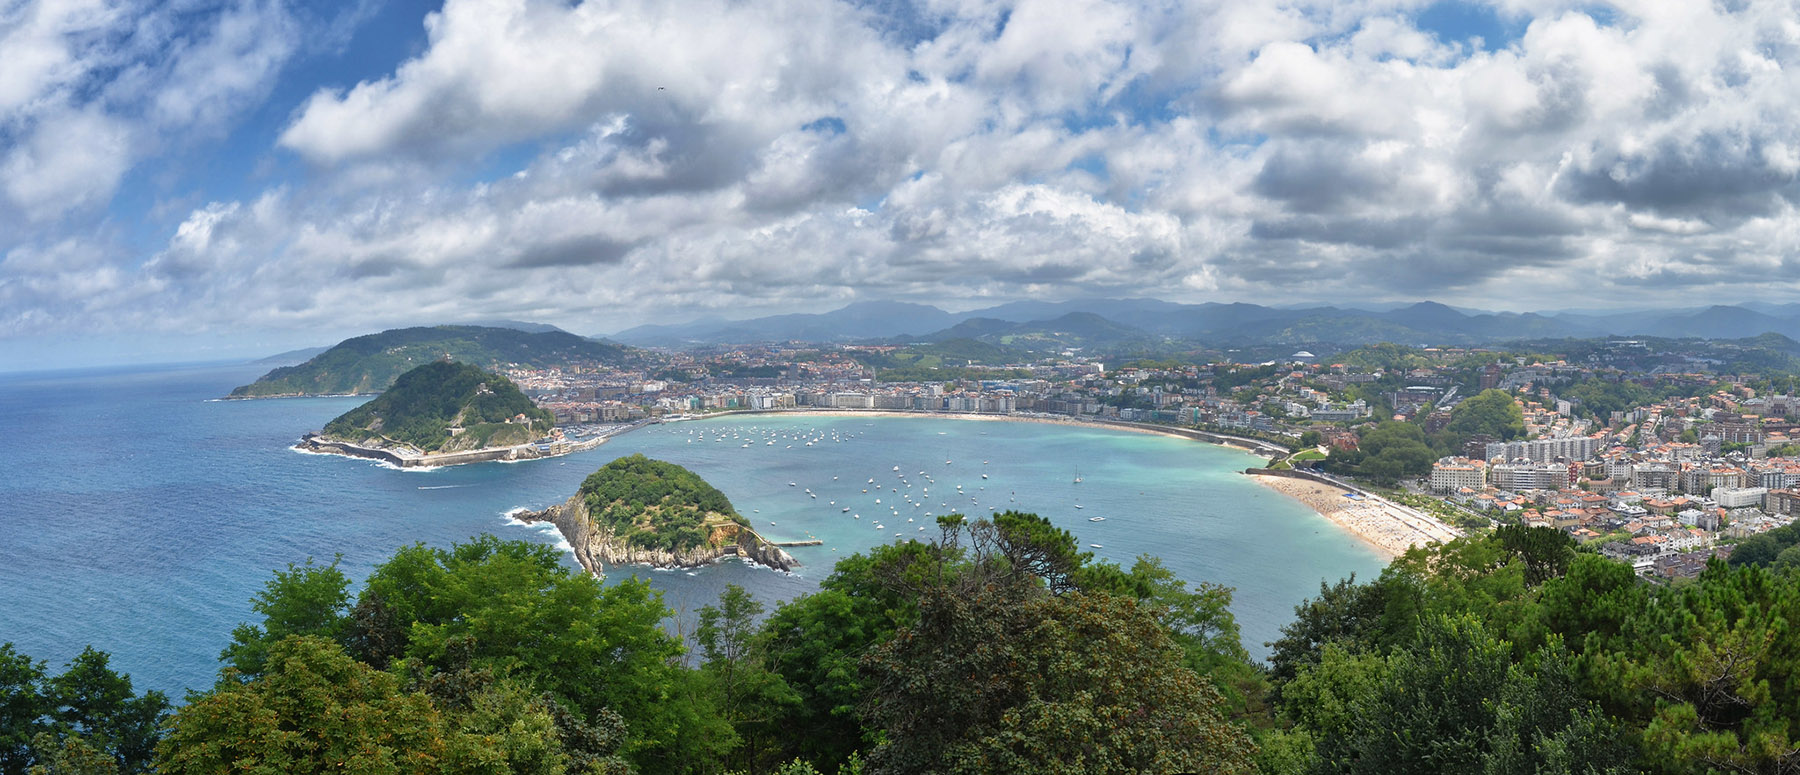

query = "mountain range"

[{"left": 606, "top": 300, "right": 1800, "bottom": 350}]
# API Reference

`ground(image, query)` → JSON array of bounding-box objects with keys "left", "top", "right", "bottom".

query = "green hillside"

[
  {"left": 578, "top": 454, "right": 751, "bottom": 552},
  {"left": 319, "top": 361, "right": 552, "bottom": 453},
  {"left": 230, "top": 325, "right": 634, "bottom": 397}
]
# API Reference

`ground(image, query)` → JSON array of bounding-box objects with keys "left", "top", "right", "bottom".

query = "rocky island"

[
  {"left": 519, "top": 454, "right": 796, "bottom": 573},
  {"left": 297, "top": 360, "right": 598, "bottom": 467}
]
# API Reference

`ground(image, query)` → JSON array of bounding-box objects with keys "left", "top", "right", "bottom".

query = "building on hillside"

[
  {"left": 1430, "top": 458, "right": 1487, "bottom": 493},
  {"left": 1485, "top": 436, "right": 1599, "bottom": 463},
  {"left": 1489, "top": 461, "right": 1571, "bottom": 491}
]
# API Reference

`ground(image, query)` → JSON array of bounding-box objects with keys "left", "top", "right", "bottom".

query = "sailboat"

[{"left": 1072, "top": 467, "right": 1083, "bottom": 484}]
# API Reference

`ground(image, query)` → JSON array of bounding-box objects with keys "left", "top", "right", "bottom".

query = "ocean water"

[{"left": 0, "top": 361, "right": 1383, "bottom": 698}]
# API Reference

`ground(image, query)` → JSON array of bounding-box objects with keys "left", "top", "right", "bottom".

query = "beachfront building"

[
  {"left": 1490, "top": 461, "right": 1571, "bottom": 491},
  {"left": 1485, "top": 436, "right": 1599, "bottom": 463},
  {"left": 1430, "top": 458, "right": 1487, "bottom": 493}
]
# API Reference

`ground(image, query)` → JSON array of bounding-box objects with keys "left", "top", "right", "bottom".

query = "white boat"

[
  {"left": 842, "top": 508, "right": 850, "bottom": 512},
  {"left": 981, "top": 474, "right": 988, "bottom": 479},
  {"left": 1074, "top": 505, "right": 1083, "bottom": 509},
  {"left": 1089, "top": 544, "right": 1102, "bottom": 549},
  {"left": 1088, "top": 516, "right": 1106, "bottom": 522},
  {"left": 789, "top": 482, "right": 796, "bottom": 486}
]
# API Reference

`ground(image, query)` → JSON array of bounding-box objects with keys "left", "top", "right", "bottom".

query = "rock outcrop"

[{"left": 519, "top": 494, "right": 797, "bottom": 575}]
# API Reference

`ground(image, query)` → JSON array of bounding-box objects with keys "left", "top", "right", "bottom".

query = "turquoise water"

[{"left": 0, "top": 362, "right": 1382, "bottom": 698}]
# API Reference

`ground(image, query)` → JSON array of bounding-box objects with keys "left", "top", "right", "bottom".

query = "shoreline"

[
  {"left": 295, "top": 423, "right": 636, "bottom": 468},
  {"left": 1245, "top": 472, "right": 1461, "bottom": 559},
  {"left": 676, "top": 409, "right": 1292, "bottom": 456},
  {"left": 297, "top": 407, "right": 1289, "bottom": 470}
]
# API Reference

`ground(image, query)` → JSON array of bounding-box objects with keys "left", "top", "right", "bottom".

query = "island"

[
  {"left": 230, "top": 324, "right": 636, "bottom": 398},
  {"left": 296, "top": 360, "right": 617, "bottom": 467},
  {"left": 518, "top": 454, "right": 797, "bottom": 572}
]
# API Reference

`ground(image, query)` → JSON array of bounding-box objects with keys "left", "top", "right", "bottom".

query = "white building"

[
  {"left": 1490, "top": 462, "right": 1571, "bottom": 491},
  {"left": 1713, "top": 486, "right": 1769, "bottom": 509},
  {"left": 1485, "top": 436, "right": 1599, "bottom": 463},
  {"left": 1430, "top": 459, "right": 1487, "bottom": 493}
]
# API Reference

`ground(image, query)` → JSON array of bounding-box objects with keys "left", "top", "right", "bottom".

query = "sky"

[{"left": 5, "top": 0, "right": 1800, "bottom": 368}]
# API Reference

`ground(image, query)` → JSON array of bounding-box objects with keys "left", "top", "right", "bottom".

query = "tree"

[
  {"left": 1116, "top": 557, "right": 1264, "bottom": 717},
  {"left": 1445, "top": 389, "right": 1525, "bottom": 444},
  {"left": 159, "top": 636, "right": 455, "bottom": 774},
  {"left": 357, "top": 535, "right": 728, "bottom": 772},
  {"left": 26, "top": 733, "right": 114, "bottom": 775},
  {"left": 859, "top": 514, "right": 1255, "bottom": 775},
  {"left": 1310, "top": 616, "right": 1630, "bottom": 775},
  {"left": 0, "top": 645, "right": 48, "bottom": 775},
  {"left": 41, "top": 650, "right": 167, "bottom": 775},
  {"left": 220, "top": 556, "right": 351, "bottom": 677},
  {"left": 696, "top": 585, "right": 798, "bottom": 774},
  {"left": 758, "top": 543, "right": 932, "bottom": 770},
  {"left": 1493, "top": 525, "right": 1575, "bottom": 587},
  {"left": 862, "top": 589, "right": 1254, "bottom": 775}
]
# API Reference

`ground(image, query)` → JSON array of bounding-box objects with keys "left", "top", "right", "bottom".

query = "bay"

[{"left": 0, "top": 361, "right": 1383, "bottom": 698}]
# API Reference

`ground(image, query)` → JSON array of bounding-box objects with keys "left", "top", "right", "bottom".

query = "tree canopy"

[{"left": 579, "top": 454, "right": 748, "bottom": 552}]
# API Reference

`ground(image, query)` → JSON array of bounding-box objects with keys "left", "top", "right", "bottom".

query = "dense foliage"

[
  {"left": 230, "top": 326, "right": 636, "bottom": 397},
  {"left": 0, "top": 644, "right": 169, "bottom": 775},
  {"left": 1443, "top": 388, "right": 1525, "bottom": 443},
  {"left": 1319, "top": 421, "right": 1437, "bottom": 485},
  {"left": 1259, "top": 526, "right": 1800, "bottom": 774},
  {"left": 579, "top": 455, "right": 748, "bottom": 552},
  {"left": 321, "top": 360, "right": 552, "bottom": 453},
  {"left": 37, "top": 505, "right": 1800, "bottom": 773}
]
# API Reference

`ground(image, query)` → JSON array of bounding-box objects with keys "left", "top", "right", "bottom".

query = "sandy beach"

[{"left": 1246, "top": 473, "right": 1461, "bottom": 558}]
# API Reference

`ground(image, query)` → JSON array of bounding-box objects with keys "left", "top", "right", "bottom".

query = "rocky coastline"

[
  {"left": 518, "top": 493, "right": 797, "bottom": 575},
  {"left": 294, "top": 430, "right": 617, "bottom": 468}
]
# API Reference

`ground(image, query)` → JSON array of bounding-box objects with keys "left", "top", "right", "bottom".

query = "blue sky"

[{"left": 6, "top": 0, "right": 1800, "bottom": 369}]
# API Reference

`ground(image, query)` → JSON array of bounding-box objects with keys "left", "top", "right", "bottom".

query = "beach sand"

[{"left": 1246, "top": 473, "right": 1461, "bottom": 558}]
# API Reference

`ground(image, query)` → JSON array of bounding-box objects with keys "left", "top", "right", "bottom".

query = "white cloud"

[
  {"left": 16, "top": 0, "right": 1800, "bottom": 344},
  {"left": 0, "top": 0, "right": 297, "bottom": 225}
]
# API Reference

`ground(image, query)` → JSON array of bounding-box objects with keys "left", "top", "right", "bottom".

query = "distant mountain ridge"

[
  {"left": 231, "top": 325, "right": 635, "bottom": 397},
  {"left": 604, "top": 299, "right": 1800, "bottom": 348}
]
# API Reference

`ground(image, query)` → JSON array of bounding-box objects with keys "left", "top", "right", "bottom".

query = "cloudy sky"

[{"left": 5, "top": 0, "right": 1800, "bottom": 367}]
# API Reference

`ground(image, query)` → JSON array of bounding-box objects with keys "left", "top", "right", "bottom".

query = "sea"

[{"left": 0, "top": 361, "right": 1383, "bottom": 699}]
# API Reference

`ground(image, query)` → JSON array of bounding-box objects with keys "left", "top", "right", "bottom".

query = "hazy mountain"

[
  {"left": 453, "top": 319, "right": 570, "bottom": 334},
  {"left": 230, "top": 326, "right": 637, "bottom": 397},
  {"left": 609, "top": 301, "right": 955, "bottom": 346},
  {"left": 607, "top": 299, "right": 1800, "bottom": 348},
  {"left": 252, "top": 345, "right": 329, "bottom": 365}
]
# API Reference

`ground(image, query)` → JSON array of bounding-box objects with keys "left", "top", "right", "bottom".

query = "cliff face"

[{"left": 520, "top": 495, "right": 797, "bottom": 574}]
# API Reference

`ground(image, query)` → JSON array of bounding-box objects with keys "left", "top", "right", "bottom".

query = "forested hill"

[
  {"left": 229, "top": 325, "right": 635, "bottom": 397},
  {"left": 579, "top": 454, "right": 750, "bottom": 552},
  {"left": 319, "top": 361, "right": 553, "bottom": 454}
]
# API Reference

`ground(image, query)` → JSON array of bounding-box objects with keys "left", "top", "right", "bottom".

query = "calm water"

[{"left": 0, "top": 361, "right": 1382, "bottom": 698}]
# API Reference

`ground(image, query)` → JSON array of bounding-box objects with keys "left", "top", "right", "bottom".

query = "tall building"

[
  {"left": 1430, "top": 458, "right": 1487, "bottom": 492},
  {"left": 1485, "top": 436, "right": 1598, "bottom": 463},
  {"left": 1479, "top": 363, "right": 1502, "bottom": 391}
]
